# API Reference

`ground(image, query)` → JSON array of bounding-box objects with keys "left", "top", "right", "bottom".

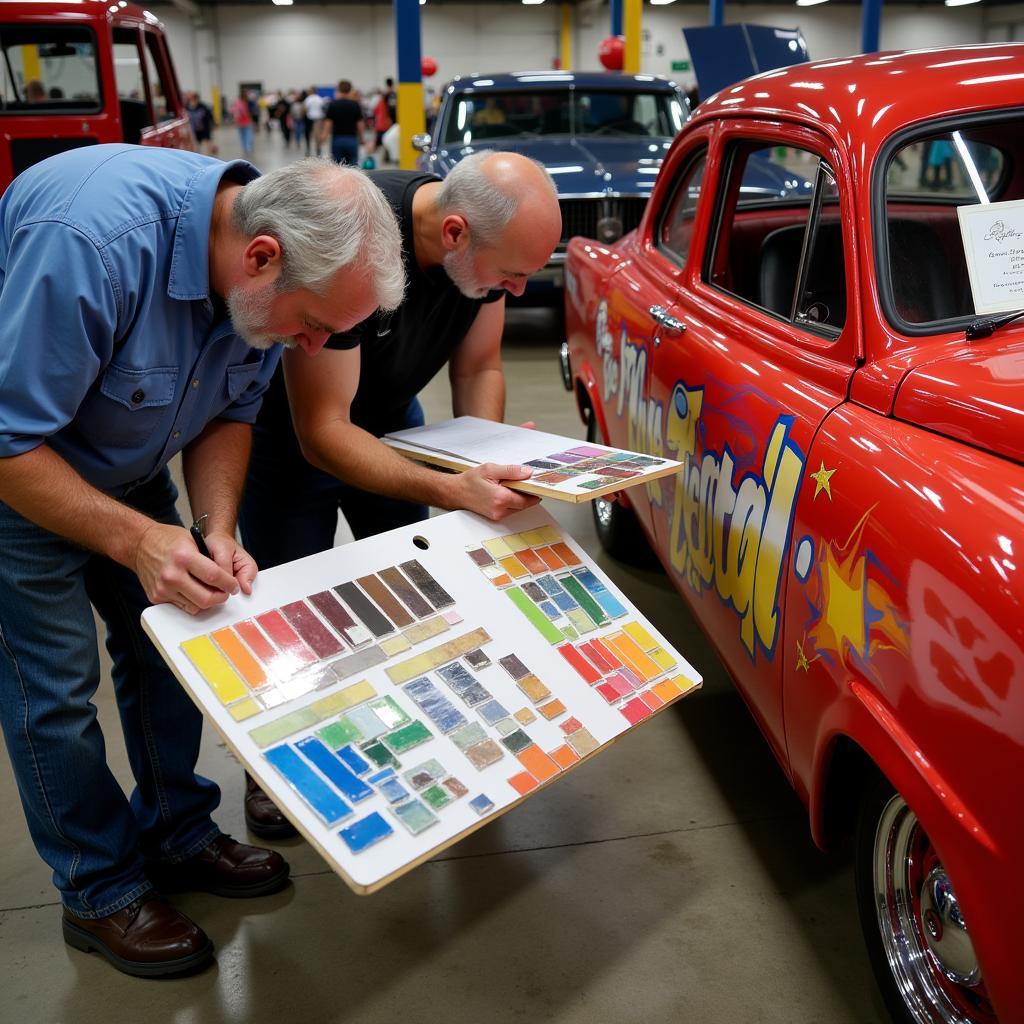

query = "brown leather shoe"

[
  {"left": 62, "top": 892, "right": 213, "bottom": 978},
  {"left": 244, "top": 772, "right": 298, "bottom": 839},
  {"left": 149, "top": 834, "right": 290, "bottom": 898}
]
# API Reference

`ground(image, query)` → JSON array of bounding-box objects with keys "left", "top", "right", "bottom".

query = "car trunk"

[{"left": 892, "top": 336, "right": 1024, "bottom": 465}]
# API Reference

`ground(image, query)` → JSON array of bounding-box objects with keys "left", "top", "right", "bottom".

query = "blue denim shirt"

[{"left": 0, "top": 144, "right": 282, "bottom": 496}]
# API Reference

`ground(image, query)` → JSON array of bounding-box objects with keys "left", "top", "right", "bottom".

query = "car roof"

[
  {"left": 445, "top": 71, "right": 682, "bottom": 94},
  {"left": 0, "top": 0, "right": 160, "bottom": 25},
  {"left": 695, "top": 43, "right": 1024, "bottom": 143}
]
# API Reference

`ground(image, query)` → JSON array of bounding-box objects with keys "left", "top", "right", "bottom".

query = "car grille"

[{"left": 558, "top": 197, "right": 649, "bottom": 245}]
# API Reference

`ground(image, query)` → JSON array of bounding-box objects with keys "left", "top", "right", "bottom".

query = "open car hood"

[{"left": 893, "top": 337, "right": 1024, "bottom": 465}]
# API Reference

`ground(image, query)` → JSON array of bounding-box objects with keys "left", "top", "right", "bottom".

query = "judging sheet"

[
  {"left": 142, "top": 508, "right": 701, "bottom": 894},
  {"left": 383, "top": 416, "right": 682, "bottom": 503},
  {"left": 958, "top": 198, "right": 1024, "bottom": 314}
]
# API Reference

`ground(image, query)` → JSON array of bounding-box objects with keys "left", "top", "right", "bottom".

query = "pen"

[{"left": 190, "top": 513, "right": 211, "bottom": 559}]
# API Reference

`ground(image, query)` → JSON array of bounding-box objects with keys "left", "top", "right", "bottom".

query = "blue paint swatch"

[
  {"left": 265, "top": 744, "right": 351, "bottom": 825},
  {"left": 572, "top": 568, "right": 627, "bottom": 618},
  {"left": 537, "top": 574, "right": 579, "bottom": 613},
  {"left": 339, "top": 811, "right": 393, "bottom": 853},
  {"left": 337, "top": 744, "right": 371, "bottom": 777},
  {"left": 378, "top": 777, "right": 410, "bottom": 804},
  {"left": 295, "top": 737, "right": 374, "bottom": 803},
  {"left": 477, "top": 698, "right": 509, "bottom": 725},
  {"left": 469, "top": 793, "right": 495, "bottom": 816},
  {"left": 367, "top": 767, "right": 396, "bottom": 784},
  {"left": 539, "top": 600, "right": 560, "bottom": 620}
]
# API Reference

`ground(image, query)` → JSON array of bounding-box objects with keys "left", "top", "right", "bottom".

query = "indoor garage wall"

[{"left": 155, "top": 2, "right": 1024, "bottom": 110}]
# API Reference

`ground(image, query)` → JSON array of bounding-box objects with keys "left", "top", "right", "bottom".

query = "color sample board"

[
  {"left": 141, "top": 508, "right": 701, "bottom": 894},
  {"left": 383, "top": 417, "right": 682, "bottom": 503}
]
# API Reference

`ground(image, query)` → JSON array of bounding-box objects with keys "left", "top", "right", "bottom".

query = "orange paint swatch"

[
  {"left": 212, "top": 627, "right": 266, "bottom": 690},
  {"left": 549, "top": 744, "right": 580, "bottom": 769},
  {"left": 517, "top": 745, "right": 560, "bottom": 782},
  {"left": 498, "top": 555, "right": 530, "bottom": 579},
  {"left": 490, "top": 573, "right": 512, "bottom": 587},
  {"left": 538, "top": 698, "right": 566, "bottom": 720},
  {"left": 640, "top": 689, "right": 664, "bottom": 711},
  {"left": 605, "top": 633, "right": 661, "bottom": 682},
  {"left": 551, "top": 541, "right": 582, "bottom": 567},
  {"left": 651, "top": 677, "right": 683, "bottom": 704},
  {"left": 508, "top": 771, "right": 538, "bottom": 796},
  {"left": 535, "top": 545, "right": 566, "bottom": 570}
]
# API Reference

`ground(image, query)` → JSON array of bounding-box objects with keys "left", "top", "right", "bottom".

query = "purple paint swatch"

[
  {"left": 280, "top": 600, "right": 345, "bottom": 659},
  {"left": 309, "top": 591, "right": 360, "bottom": 646},
  {"left": 545, "top": 451, "right": 585, "bottom": 464},
  {"left": 564, "top": 445, "right": 609, "bottom": 457}
]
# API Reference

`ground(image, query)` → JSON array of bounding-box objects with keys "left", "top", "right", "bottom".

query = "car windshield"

[
  {"left": 881, "top": 113, "right": 1020, "bottom": 329},
  {"left": 0, "top": 24, "right": 101, "bottom": 113},
  {"left": 441, "top": 88, "right": 684, "bottom": 144}
]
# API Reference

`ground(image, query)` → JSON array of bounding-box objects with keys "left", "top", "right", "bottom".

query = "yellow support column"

[
  {"left": 623, "top": 0, "right": 642, "bottom": 74},
  {"left": 21, "top": 45, "right": 41, "bottom": 90},
  {"left": 397, "top": 81, "right": 426, "bottom": 170},
  {"left": 560, "top": 4, "right": 572, "bottom": 70},
  {"left": 211, "top": 85, "right": 222, "bottom": 125}
]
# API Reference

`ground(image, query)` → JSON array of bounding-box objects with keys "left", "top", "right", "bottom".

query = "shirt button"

[
  {"left": 172, "top": 431, "right": 181, "bottom": 439},
  {"left": 131, "top": 389, "right": 145, "bottom": 405},
  {"left": 192, "top": 379, "right": 200, "bottom": 389}
]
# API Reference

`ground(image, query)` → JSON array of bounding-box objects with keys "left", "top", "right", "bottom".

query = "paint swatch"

[{"left": 400, "top": 559, "right": 455, "bottom": 610}]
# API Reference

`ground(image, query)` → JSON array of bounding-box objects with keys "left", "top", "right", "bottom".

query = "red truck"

[
  {"left": 1, "top": 0, "right": 192, "bottom": 190},
  {"left": 563, "top": 43, "right": 1024, "bottom": 1024}
]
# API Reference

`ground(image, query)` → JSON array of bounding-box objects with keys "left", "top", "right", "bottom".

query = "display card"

[{"left": 142, "top": 507, "right": 701, "bottom": 894}]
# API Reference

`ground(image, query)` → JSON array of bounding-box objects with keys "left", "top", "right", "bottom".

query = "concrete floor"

[{"left": 0, "top": 128, "right": 886, "bottom": 1024}]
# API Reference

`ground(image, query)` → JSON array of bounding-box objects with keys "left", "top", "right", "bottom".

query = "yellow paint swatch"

[
  {"left": 623, "top": 622, "right": 658, "bottom": 652},
  {"left": 535, "top": 525, "right": 561, "bottom": 545},
  {"left": 380, "top": 634, "right": 412, "bottom": 657},
  {"left": 403, "top": 615, "right": 448, "bottom": 645},
  {"left": 522, "top": 529, "right": 549, "bottom": 546},
  {"left": 517, "top": 673, "right": 551, "bottom": 704},
  {"left": 212, "top": 627, "right": 267, "bottom": 689},
  {"left": 605, "top": 633, "right": 661, "bottom": 682},
  {"left": 649, "top": 647, "right": 677, "bottom": 672},
  {"left": 514, "top": 707, "right": 536, "bottom": 725},
  {"left": 504, "top": 532, "right": 531, "bottom": 552},
  {"left": 387, "top": 628, "right": 492, "bottom": 684},
  {"left": 672, "top": 673, "right": 700, "bottom": 695},
  {"left": 498, "top": 555, "right": 529, "bottom": 579},
  {"left": 311, "top": 679, "right": 376, "bottom": 718},
  {"left": 482, "top": 537, "right": 513, "bottom": 558},
  {"left": 181, "top": 636, "right": 248, "bottom": 704},
  {"left": 566, "top": 608, "right": 596, "bottom": 635},
  {"left": 228, "top": 697, "right": 262, "bottom": 722}
]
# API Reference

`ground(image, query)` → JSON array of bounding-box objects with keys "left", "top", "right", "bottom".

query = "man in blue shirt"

[{"left": 0, "top": 144, "right": 404, "bottom": 977}]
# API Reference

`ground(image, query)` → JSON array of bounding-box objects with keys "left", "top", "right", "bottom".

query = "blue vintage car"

[{"left": 414, "top": 70, "right": 688, "bottom": 300}]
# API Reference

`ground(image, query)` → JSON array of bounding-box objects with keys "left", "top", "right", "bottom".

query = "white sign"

[{"left": 957, "top": 198, "right": 1024, "bottom": 315}]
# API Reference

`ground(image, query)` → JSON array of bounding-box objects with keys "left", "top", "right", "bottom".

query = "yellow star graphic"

[
  {"left": 810, "top": 461, "right": 836, "bottom": 501},
  {"left": 796, "top": 641, "right": 810, "bottom": 672}
]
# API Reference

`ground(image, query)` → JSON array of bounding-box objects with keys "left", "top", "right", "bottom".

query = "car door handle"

[{"left": 649, "top": 305, "right": 686, "bottom": 343}]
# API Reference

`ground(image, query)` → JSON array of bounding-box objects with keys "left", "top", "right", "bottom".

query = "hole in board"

[{"left": 412, "top": 535, "right": 430, "bottom": 550}]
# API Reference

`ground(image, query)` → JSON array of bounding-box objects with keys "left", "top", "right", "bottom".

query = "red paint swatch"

[
  {"left": 309, "top": 590, "right": 357, "bottom": 634},
  {"left": 579, "top": 640, "right": 614, "bottom": 674},
  {"left": 255, "top": 610, "right": 317, "bottom": 666},
  {"left": 587, "top": 637, "right": 622, "bottom": 670},
  {"left": 233, "top": 619, "right": 278, "bottom": 666},
  {"left": 641, "top": 688, "right": 665, "bottom": 711},
  {"left": 621, "top": 697, "right": 653, "bottom": 725},
  {"left": 508, "top": 771, "right": 538, "bottom": 796},
  {"left": 280, "top": 600, "right": 344, "bottom": 659},
  {"left": 560, "top": 716, "right": 584, "bottom": 735},
  {"left": 557, "top": 643, "right": 602, "bottom": 684}
]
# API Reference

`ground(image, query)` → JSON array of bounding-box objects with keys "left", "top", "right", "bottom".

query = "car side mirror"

[{"left": 411, "top": 132, "right": 432, "bottom": 153}]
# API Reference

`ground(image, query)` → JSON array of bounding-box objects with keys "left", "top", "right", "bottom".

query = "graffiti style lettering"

[{"left": 665, "top": 382, "right": 804, "bottom": 659}]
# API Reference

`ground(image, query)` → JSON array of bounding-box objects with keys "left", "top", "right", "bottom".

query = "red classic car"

[
  {"left": 562, "top": 44, "right": 1024, "bottom": 1024},
  {"left": 0, "top": 0, "right": 193, "bottom": 190}
]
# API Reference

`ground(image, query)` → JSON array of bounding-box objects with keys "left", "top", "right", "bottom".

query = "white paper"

[{"left": 957, "top": 198, "right": 1024, "bottom": 315}]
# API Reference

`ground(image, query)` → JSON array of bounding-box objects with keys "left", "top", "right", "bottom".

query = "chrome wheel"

[
  {"left": 870, "top": 792, "right": 995, "bottom": 1024},
  {"left": 594, "top": 494, "right": 615, "bottom": 530}
]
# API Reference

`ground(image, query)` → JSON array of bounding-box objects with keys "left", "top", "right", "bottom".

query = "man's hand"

[
  {"left": 132, "top": 523, "right": 242, "bottom": 614},
  {"left": 450, "top": 463, "right": 540, "bottom": 521},
  {"left": 205, "top": 529, "right": 258, "bottom": 597}
]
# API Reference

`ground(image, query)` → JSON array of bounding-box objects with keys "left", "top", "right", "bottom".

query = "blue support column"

[
  {"left": 394, "top": 0, "right": 425, "bottom": 169},
  {"left": 861, "top": 0, "right": 882, "bottom": 55},
  {"left": 610, "top": 0, "right": 623, "bottom": 37},
  {"left": 709, "top": 0, "right": 724, "bottom": 27}
]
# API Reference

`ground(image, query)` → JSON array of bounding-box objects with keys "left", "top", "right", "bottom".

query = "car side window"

[
  {"left": 706, "top": 142, "right": 846, "bottom": 339},
  {"left": 142, "top": 32, "right": 174, "bottom": 123},
  {"left": 656, "top": 149, "right": 707, "bottom": 267}
]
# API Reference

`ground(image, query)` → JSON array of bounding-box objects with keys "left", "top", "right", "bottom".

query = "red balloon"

[
  {"left": 421, "top": 56, "right": 438, "bottom": 78},
  {"left": 598, "top": 35, "right": 625, "bottom": 71}
]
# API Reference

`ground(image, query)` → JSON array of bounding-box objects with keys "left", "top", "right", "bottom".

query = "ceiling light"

[
  {"left": 650, "top": 0, "right": 678, "bottom": 5},
  {"left": 522, "top": 0, "right": 545, "bottom": 5},
  {"left": 271, "top": 0, "right": 293, "bottom": 6},
  {"left": 795, "top": 0, "right": 829, "bottom": 5},
  {"left": 945, "top": 0, "right": 981, "bottom": 5}
]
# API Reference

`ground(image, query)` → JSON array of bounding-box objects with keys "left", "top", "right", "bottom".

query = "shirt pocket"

[
  {"left": 83, "top": 362, "right": 179, "bottom": 449},
  {"left": 225, "top": 358, "right": 265, "bottom": 402}
]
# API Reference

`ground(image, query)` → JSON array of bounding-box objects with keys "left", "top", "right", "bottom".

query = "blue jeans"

[
  {"left": 0, "top": 469, "right": 220, "bottom": 918},
  {"left": 237, "top": 123, "right": 254, "bottom": 156},
  {"left": 331, "top": 136, "right": 359, "bottom": 166},
  {"left": 239, "top": 398, "right": 430, "bottom": 570}
]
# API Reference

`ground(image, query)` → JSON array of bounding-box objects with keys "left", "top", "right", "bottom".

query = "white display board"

[
  {"left": 142, "top": 508, "right": 701, "bottom": 894},
  {"left": 957, "top": 198, "right": 1024, "bottom": 314},
  {"left": 383, "top": 416, "right": 682, "bottom": 503}
]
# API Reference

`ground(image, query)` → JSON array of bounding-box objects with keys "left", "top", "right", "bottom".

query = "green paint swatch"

[
  {"left": 317, "top": 717, "right": 363, "bottom": 749},
  {"left": 383, "top": 720, "right": 432, "bottom": 754},
  {"left": 249, "top": 707, "right": 319, "bottom": 749},
  {"left": 421, "top": 784, "right": 452, "bottom": 810},
  {"left": 506, "top": 587, "right": 565, "bottom": 644},
  {"left": 559, "top": 576, "right": 608, "bottom": 628},
  {"left": 561, "top": 625, "right": 579, "bottom": 641},
  {"left": 369, "top": 696, "right": 411, "bottom": 730},
  {"left": 361, "top": 740, "right": 399, "bottom": 769}
]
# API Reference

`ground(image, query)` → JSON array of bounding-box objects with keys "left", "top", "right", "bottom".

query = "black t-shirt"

[
  {"left": 324, "top": 97, "right": 363, "bottom": 136},
  {"left": 256, "top": 170, "right": 502, "bottom": 438}
]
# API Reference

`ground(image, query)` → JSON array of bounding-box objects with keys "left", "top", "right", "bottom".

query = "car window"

[
  {"left": 706, "top": 142, "right": 846, "bottom": 338},
  {"left": 0, "top": 24, "right": 101, "bottom": 113},
  {"left": 882, "top": 119, "right": 1020, "bottom": 329},
  {"left": 142, "top": 32, "right": 175, "bottom": 124},
  {"left": 441, "top": 89, "right": 680, "bottom": 145},
  {"left": 657, "top": 149, "right": 707, "bottom": 266}
]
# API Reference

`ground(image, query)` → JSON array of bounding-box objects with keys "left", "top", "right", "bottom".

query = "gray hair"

[
  {"left": 232, "top": 158, "right": 405, "bottom": 311},
  {"left": 436, "top": 150, "right": 556, "bottom": 248}
]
